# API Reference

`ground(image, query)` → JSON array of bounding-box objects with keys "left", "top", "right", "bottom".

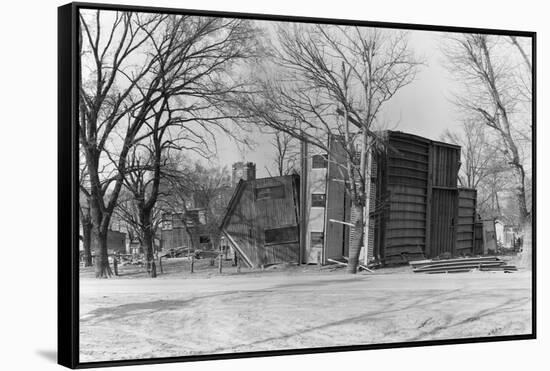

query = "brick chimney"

[{"left": 232, "top": 162, "right": 256, "bottom": 186}]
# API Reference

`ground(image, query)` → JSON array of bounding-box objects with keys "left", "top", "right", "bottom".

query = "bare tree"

[
  {"left": 161, "top": 160, "right": 232, "bottom": 250},
  {"left": 79, "top": 10, "right": 257, "bottom": 277},
  {"left": 234, "top": 24, "right": 421, "bottom": 272},
  {"left": 442, "top": 34, "right": 532, "bottom": 225},
  {"left": 79, "top": 163, "right": 93, "bottom": 267},
  {"left": 442, "top": 120, "right": 501, "bottom": 189},
  {"left": 265, "top": 131, "right": 299, "bottom": 177}
]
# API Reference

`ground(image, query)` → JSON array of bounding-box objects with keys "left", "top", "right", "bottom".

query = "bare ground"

[{"left": 79, "top": 262, "right": 532, "bottom": 362}]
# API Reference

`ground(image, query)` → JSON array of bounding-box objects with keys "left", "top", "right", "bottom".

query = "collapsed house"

[
  {"left": 221, "top": 130, "right": 488, "bottom": 267},
  {"left": 302, "top": 130, "right": 481, "bottom": 265},
  {"left": 220, "top": 175, "right": 301, "bottom": 267}
]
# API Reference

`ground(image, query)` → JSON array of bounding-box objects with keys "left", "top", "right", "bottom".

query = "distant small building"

[
  {"left": 481, "top": 219, "right": 498, "bottom": 254},
  {"left": 160, "top": 208, "right": 214, "bottom": 252},
  {"left": 90, "top": 229, "right": 126, "bottom": 255},
  {"left": 220, "top": 175, "right": 300, "bottom": 267},
  {"left": 494, "top": 219, "right": 505, "bottom": 247},
  {"left": 128, "top": 239, "right": 142, "bottom": 255}
]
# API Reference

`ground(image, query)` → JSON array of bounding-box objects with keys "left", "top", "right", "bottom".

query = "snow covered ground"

[{"left": 79, "top": 269, "right": 532, "bottom": 362}]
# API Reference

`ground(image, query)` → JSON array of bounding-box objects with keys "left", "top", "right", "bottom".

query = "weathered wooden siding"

[
  {"left": 382, "top": 132, "right": 430, "bottom": 264},
  {"left": 160, "top": 228, "right": 194, "bottom": 251},
  {"left": 431, "top": 142, "right": 460, "bottom": 187},
  {"left": 373, "top": 132, "right": 465, "bottom": 263},
  {"left": 456, "top": 188, "right": 477, "bottom": 255},
  {"left": 325, "top": 136, "right": 348, "bottom": 261},
  {"left": 429, "top": 188, "right": 458, "bottom": 257},
  {"left": 474, "top": 221, "right": 484, "bottom": 255},
  {"left": 224, "top": 176, "right": 300, "bottom": 267}
]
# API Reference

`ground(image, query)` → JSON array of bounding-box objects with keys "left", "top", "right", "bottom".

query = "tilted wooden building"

[
  {"left": 221, "top": 130, "right": 481, "bottom": 267},
  {"left": 302, "top": 130, "right": 481, "bottom": 265},
  {"left": 369, "top": 131, "right": 479, "bottom": 264},
  {"left": 220, "top": 175, "right": 300, "bottom": 267}
]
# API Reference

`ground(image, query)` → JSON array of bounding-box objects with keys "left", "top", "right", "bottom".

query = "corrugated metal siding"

[{"left": 456, "top": 188, "right": 477, "bottom": 255}]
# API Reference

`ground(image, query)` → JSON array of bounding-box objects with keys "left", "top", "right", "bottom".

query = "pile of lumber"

[{"left": 409, "top": 257, "right": 517, "bottom": 274}]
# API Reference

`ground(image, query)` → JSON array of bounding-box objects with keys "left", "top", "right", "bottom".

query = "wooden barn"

[{"left": 220, "top": 175, "right": 300, "bottom": 268}]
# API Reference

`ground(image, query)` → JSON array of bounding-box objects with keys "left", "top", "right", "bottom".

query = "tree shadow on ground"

[{"left": 80, "top": 291, "right": 242, "bottom": 323}]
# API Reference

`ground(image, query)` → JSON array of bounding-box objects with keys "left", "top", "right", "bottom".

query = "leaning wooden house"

[
  {"left": 221, "top": 130, "right": 482, "bottom": 268},
  {"left": 301, "top": 130, "right": 481, "bottom": 266},
  {"left": 368, "top": 131, "right": 480, "bottom": 264},
  {"left": 220, "top": 175, "right": 301, "bottom": 268}
]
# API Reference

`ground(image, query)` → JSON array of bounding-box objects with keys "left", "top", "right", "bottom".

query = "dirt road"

[{"left": 79, "top": 271, "right": 532, "bottom": 362}]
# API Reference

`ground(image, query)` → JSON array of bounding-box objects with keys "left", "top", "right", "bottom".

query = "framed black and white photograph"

[{"left": 58, "top": 2, "right": 536, "bottom": 368}]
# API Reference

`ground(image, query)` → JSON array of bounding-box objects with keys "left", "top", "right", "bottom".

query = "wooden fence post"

[
  {"left": 113, "top": 254, "right": 119, "bottom": 276},
  {"left": 218, "top": 244, "right": 223, "bottom": 274}
]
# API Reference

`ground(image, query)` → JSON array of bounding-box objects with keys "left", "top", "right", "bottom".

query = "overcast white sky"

[
  {"left": 80, "top": 10, "right": 531, "bottom": 179},
  {"left": 210, "top": 27, "right": 460, "bottom": 178}
]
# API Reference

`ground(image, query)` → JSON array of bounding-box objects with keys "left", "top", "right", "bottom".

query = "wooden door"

[{"left": 429, "top": 188, "right": 457, "bottom": 257}]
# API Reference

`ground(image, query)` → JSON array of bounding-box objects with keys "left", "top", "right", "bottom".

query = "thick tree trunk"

[
  {"left": 513, "top": 165, "right": 530, "bottom": 225},
  {"left": 143, "top": 230, "right": 157, "bottom": 278},
  {"left": 82, "top": 219, "right": 93, "bottom": 267},
  {"left": 94, "top": 231, "right": 112, "bottom": 278},
  {"left": 347, "top": 202, "right": 365, "bottom": 273}
]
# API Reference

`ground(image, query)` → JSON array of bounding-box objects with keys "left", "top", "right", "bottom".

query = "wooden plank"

[
  {"left": 324, "top": 136, "right": 347, "bottom": 261},
  {"left": 327, "top": 258, "right": 347, "bottom": 267},
  {"left": 388, "top": 155, "right": 428, "bottom": 165},
  {"left": 425, "top": 144, "right": 433, "bottom": 257},
  {"left": 388, "top": 173, "right": 429, "bottom": 181},
  {"left": 388, "top": 164, "right": 428, "bottom": 172},
  {"left": 414, "top": 261, "right": 504, "bottom": 271}
]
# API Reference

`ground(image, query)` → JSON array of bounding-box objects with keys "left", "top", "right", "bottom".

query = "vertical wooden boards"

[
  {"left": 375, "top": 132, "right": 464, "bottom": 263},
  {"left": 223, "top": 176, "right": 300, "bottom": 267},
  {"left": 457, "top": 188, "right": 477, "bottom": 255},
  {"left": 430, "top": 142, "right": 461, "bottom": 257},
  {"left": 430, "top": 188, "right": 458, "bottom": 257},
  {"left": 299, "top": 140, "right": 308, "bottom": 264},
  {"left": 383, "top": 132, "right": 430, "bottom": 264},
  {"left": 325, "top": 136, "right": 348, "bottom": 261}
]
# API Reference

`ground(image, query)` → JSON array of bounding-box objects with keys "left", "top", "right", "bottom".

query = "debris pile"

[{"left": 409, "top": 257, "right": 517, "bottom": 274}]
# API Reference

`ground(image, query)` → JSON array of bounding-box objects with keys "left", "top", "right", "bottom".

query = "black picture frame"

[{"left": 58, "top": 2, "right": 536, "bottom": 369}]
